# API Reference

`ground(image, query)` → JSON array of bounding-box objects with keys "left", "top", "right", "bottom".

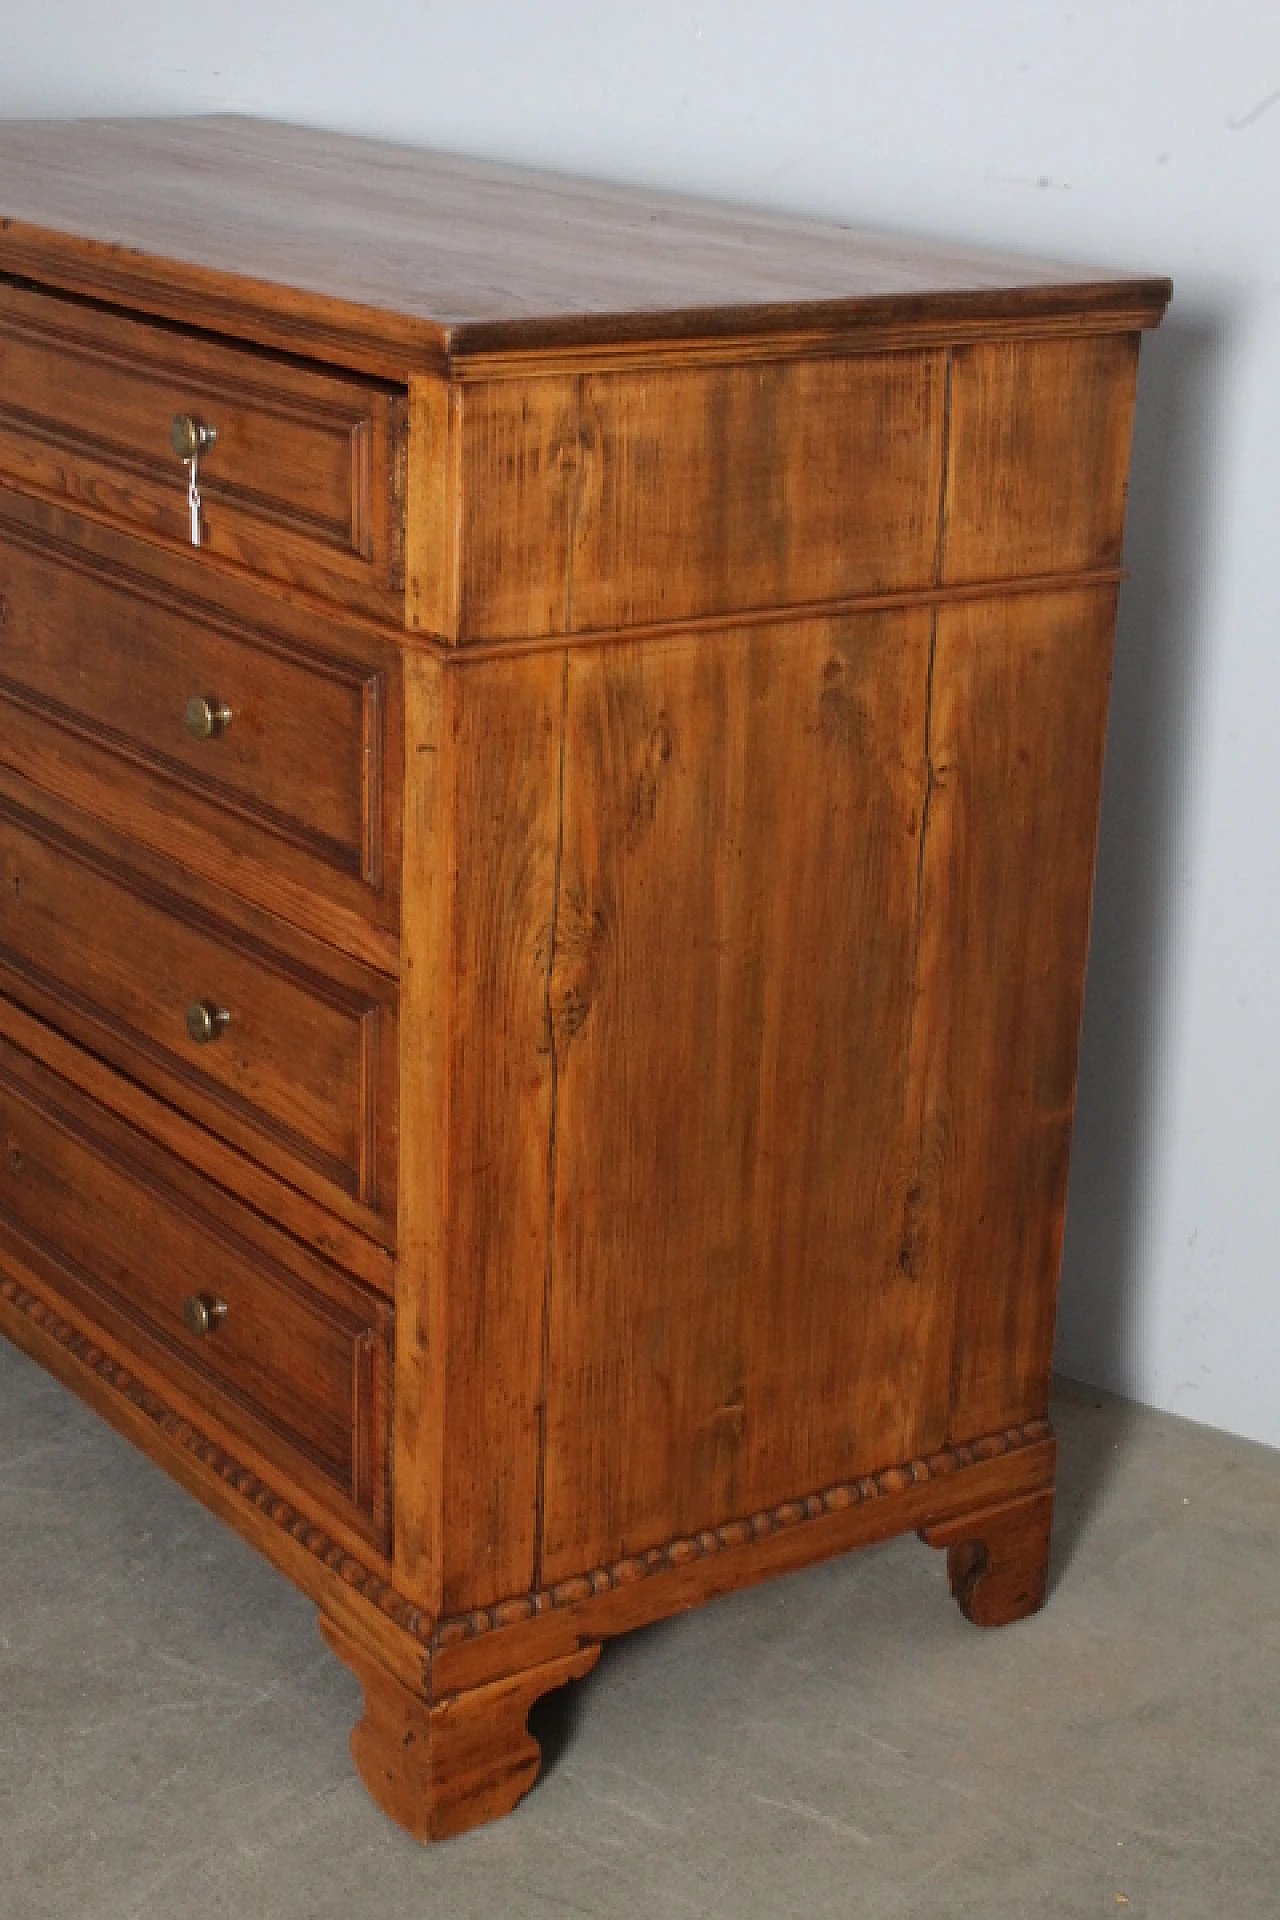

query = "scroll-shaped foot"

[
  {"left": 919, "top": 1486, "right": 1054, "bottom": 1627},
  {"left": 319, "top": 1615, "right": 601, "bottom": 1842}
]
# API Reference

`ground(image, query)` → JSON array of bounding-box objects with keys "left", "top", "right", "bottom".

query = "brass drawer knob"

[
  {"left": 185, "top": 1001, "right": 231, "bottom": 1045},
  {"left": 183, "top": 1292, "right": 228, "bottom": 1338},
  {"left": 170, "top": 414, "right": 217, "bottom": 463},
  {"left": 184, "top": 695, "right": 233, "bottom": 740}
]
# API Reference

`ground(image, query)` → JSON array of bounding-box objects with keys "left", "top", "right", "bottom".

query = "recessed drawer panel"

[
  {"left": 0, "top": 281, "right": 406, "bottom": 617},
  {"left": 0, "top": 1036, "right": 391, "bottom": 1549},
  {"left": 0, "top": 518, "right": 389, "bottom": 886},
  {"left": 0, "top": 498, "right": 402, "bottom": 967},
  {"left": 0, "top": 800, "right": 397, "bottom": 1240}
]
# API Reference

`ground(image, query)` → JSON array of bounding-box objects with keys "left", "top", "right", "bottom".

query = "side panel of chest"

[
  {"left": 420, "top": 331, "right": 1140, "bottom": 1608},
  {"left": 541, "top": 612, "right": 935, "bottom": 1573},
  {"left": 409, "top": 334, "right": 1137, "bottom": 648}
]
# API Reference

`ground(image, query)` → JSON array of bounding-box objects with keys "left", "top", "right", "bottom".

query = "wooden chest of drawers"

[{"left": 0, "top": 115, "right": 1168, "bottom": 1842}]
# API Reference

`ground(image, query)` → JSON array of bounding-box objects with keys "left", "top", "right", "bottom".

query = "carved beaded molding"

[
  {"left": 433, "top": 1416, "right": 1054, "bottom": 1645},
  {"left": 0, "top": 1270, "right": 1051, "bottom": 1653},
  {"left": 0, "top": 1272, "right": 434, "bottom": 1646}
]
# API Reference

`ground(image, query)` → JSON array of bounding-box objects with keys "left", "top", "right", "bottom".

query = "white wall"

[{"left": 3, "top": 3, "right": 1278, "bottom": 1446}]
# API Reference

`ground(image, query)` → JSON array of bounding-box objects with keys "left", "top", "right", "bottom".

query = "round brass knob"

[
  {"left": 183, "top": 1292, "right": 228, "bottom": 1337},
  {"left": 184, "top": 695, "right": 232, "bottom": 740},
  {"left": 185, "top": 1001, "right": 231, "bottom": 1045},
  {"left": 171, "top": 413, "right": 217, "bottom": 462}
]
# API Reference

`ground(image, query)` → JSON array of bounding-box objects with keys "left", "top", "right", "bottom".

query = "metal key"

[
  {"left": 171, "top": 414, "right": 217, "bottom": 549},
  {"left": 187, "top": 459, "right": 201, "bottom": 546}
]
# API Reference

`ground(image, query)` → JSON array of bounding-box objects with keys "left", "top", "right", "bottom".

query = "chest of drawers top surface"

[{"left": 0, "top": 114, "right": 1168, "bottom": 374}]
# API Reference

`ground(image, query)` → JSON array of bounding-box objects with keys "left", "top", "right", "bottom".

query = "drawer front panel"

[
  {"left": 0, "top": 801, "right": 397, "bottom": 1232},
  {"left": 0, "top": 520, "right": 386, "bottom": 888},
  {"left": 0, "top": 1039, "right": 391, "bottom": 1543},
  {"left": 0, "top": 282, "right": 406, "bottom": 616},
  {"left": 0, "top": 493, "right": 402, "bottom": 968}
]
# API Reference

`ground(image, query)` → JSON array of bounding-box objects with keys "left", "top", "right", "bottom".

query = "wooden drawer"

[
  {"left": 0, "top": 798, "right": 398, "bottom": 1241},
  {"left": 0, "top": 1036, "right": 392, "bottom": 1550},
  {"left": 0, "top": 281, "right": 406, "bottom": 618},
  {"left": 0, "top": 496, "right": 402, "bottom": 968}
]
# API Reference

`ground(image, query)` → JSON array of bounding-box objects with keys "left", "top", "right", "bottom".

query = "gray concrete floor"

[{"left": 0, "top": 1345, "right": 1276, "bottom": 1919}]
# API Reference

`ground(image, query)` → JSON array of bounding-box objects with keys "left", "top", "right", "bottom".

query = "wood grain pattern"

[
  {"left": 0, "top": 118, "right": 1168, "bottom": 377},
  {"left": 0, "top": 488, "right": 404, "bottom": 972},
  {"left": 405, "top": 375, "right": 460, "bottom": 641},
  {"left": 909, "top": 588, "right": 1119, "bottom": 1441},
  {"left": 0, "top": 988, "right": 394, "bottom": 1293},
  {"left": 0, "top": 517, "right": 387, "bottom": 882},
  {"left": 392, "top": 648, "right": 452, "bottom": 1612},
  {"left": 321, "top": 1613, "right": 600, "bottom": 1843},
  {"left": 0, "top": 1251, "right": 1055, "bottom": 1684},
  {"left": 0, "top": 280, "right": 406, "bottom": 614},
  {"left": 941, "top": 335, "right": 1141, "bottom": 582},
  {"left": 436, "top": 651, "right": 565, "bottom": 1614},
  {"left": 0, "top": 797, "right": 397, "bottom": 1232},
  {"left": 0, "top": 114, "right": 1165, "bottom": 1845},
  {"left": 453, "top": 355, "right": 946, "bottom": 641},
  {"left": 0, "top": 1265, "right": 419, "bottom": 1646},
  {"left": 540, "top": 613, "right": 937, "bottom": 1578},
  {"left": 433, "top": 1426, "right": 1057, "bottom": 1693},
  {"left": 0, "top": 1035, "right": 392, "bottom": 1544},
  {"left": 920, "top": 1486, "right": 1056, "bottom": 1627}
]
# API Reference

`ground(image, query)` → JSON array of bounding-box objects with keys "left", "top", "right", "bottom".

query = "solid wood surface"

[
  {"left": 430, "top": 1430, "right": 1058, "bottom": 1697},
  {"left": 320, "top": 1613, "right": 600, "bottom": 1843},
  {"left": 445, "top": 353, "right": 946, "bottom": 642},
  {"left": 542, "top": 613, "right": 936, "bottom": 1576},
  {"left": 0, "top": 1250, "right": 1057, "bottom": 1692},
  {"left": 0, "top": 279, "right": 406, "bottom": 614},
  {"left": 0, "top": 1034, "right": 392, "bottom": 1549},
  {"left": 0, "top": 489, "right": 404, "bottom": 972},
  {"left": 912, "top": 587, "right": 1120, "bottom": 1439},
  {"left": 0, "top": 795, "right": 399, "bottom": 1235},
  {"left": 0, "top": 986, "right": 394, "bottom": 1292},
  {"left": 0, "top": 517, "right": 386, "bottom": 877},
  {"left": 0, "top": 117, "right": 1168, "bottom": 376},
  {"left": 437, "top": 652, "right": 565, "bottom": 1612},
  {"left": 0, "top": 113, "right": 1165, "bottom": 1845},
  {"left": 941, "top": 334, "right": 1141, "bottom": 582},
  {"left": 391, "top": 649, "right": 451, "bottom": 1614},
  {"left": 920, "top": 1487, "right": 1056, "bottom": 1627}
]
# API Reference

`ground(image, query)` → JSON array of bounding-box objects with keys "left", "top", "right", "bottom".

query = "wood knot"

[
  {"left": 551, "top": 420, "right": 597, "bottom": 479},
  {"left": 627, "top": 713, "right": 674, "bottom": 845},
  {"left": 543, "top": 890, "right": 610, "bottom": 1054},
  {"left": 897, "top": 1179, "right": 926, "bottom": 1276},
  {"left": 816, "top": 657, "right": 869, "bottom": 752}
]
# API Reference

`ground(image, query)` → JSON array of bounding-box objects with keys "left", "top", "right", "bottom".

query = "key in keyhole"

[
  {"left": 171, "top": 415, "right": 217, "bottom": 550},
  {"left": 187, "top": 455, "right": 202, "bottom": 546}
]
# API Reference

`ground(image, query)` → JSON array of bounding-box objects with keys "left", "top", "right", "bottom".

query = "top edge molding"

[{"left": 0, "top": 116, "right": 1170, "bottom": 382}]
